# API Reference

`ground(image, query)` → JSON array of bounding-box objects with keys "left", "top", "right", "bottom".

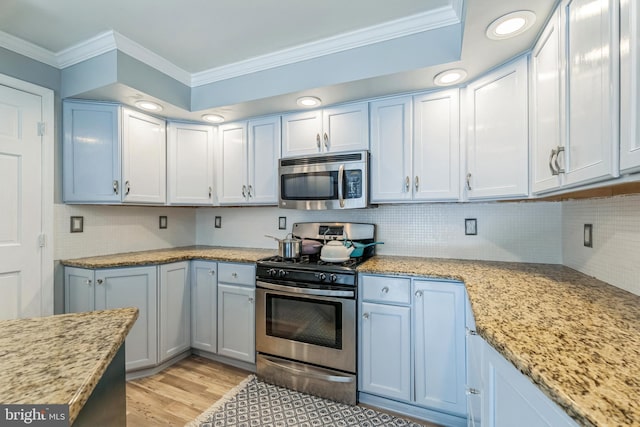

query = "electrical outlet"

[
  {"left": 159, "top": 216, "right": 167, "bottom": 229},
  {"left": 278, "top": 217, "right": 287, "bottom": 230},
  {"left": 584, "top": 224, "right": 593, "bottom": 247},
  {"left": 214, "top": 216, "right": 222, "bottom": 228},
  {"left": 465, "top": 218, "right": 477, "bottom": 235}
]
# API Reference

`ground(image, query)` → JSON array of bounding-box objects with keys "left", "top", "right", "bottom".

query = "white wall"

[
  {"left": 54, "top": 204, "right": 197, "bottom": 260},
  {"left": 562, "top": 194, "right": 640, "bottom": 296},
  {"left": 196, "top": 202, "right": 563, "bottom": 264}
]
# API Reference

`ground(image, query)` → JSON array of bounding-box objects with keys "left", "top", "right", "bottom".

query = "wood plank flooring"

[{"left": 126, "top": 355, "right": 439, "bottom": 426}]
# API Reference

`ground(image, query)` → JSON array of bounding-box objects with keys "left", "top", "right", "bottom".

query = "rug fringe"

[{"left": 184, "top": 374, "right": 256, "bottom": 427}]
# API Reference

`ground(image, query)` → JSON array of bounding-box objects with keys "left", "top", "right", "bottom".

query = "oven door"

[{"left": 256, "top": 282, "right": 356, "bottom": 373}]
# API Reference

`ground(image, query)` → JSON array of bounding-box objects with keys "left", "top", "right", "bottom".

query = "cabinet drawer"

[
  {"left": 361, "top": 275, "right": 410, "bottom": 304},
  {"left": 218, "top": 263, "right": 255, "bottom": 287}
]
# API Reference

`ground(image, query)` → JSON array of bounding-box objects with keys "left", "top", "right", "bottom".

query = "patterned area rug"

[{"left": 186, "top": 375, "right": 424, "bottom": 427}]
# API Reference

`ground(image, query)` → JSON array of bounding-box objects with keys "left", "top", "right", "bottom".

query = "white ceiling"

[{"left": 0, "top": 0, "right": 557, "bottom": 121}]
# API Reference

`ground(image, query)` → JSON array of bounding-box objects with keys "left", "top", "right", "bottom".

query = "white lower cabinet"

[
  {"left": 64, "top": 265, "right": 158, "bottom": 371},
  {"left": 217, "top": 263, "right": 256, "bottom": 363},
  {"left": 159, "top": 262, "right": 191, "bottom": 363},
  {"left": 190, "top": 260, "right": 218, "bottom": 352},
  {"left": 359, "top": 275, "right": 467, "bottom": 424}
]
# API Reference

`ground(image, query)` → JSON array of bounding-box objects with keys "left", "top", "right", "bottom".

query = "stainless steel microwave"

[{"left": 279, "top": 151, "right": 369, "bottom": 210}]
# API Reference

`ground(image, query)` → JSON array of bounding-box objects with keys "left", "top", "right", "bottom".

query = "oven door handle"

[
  {"left": 256, "top": 281, "right": 355, "bottom": 298},
  {"left": 260, "top": 355, "right": 355, "bottom": 383}
]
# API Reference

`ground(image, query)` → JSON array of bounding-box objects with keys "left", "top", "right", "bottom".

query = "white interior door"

[{"left": 0, "top": 84, "right": 43, "bottom": 320}]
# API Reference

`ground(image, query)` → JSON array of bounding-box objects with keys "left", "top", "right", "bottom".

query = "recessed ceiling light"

[
  {"left": 202, "top": 114, "right": 225, "bottom": 123},
  {"left": 135, "top": 100, "right": 163, "bottom": 112},
  {"left": 486, "top": 11, "right": 536, "bottom": 40},
  {"left": 433, "top": 69, "right": 468, "bottom": 86},
  {"left": 296, "top": 96, "right": 322, "bottom": 107}
]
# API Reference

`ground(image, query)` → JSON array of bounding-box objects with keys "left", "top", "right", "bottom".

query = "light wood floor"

[{"left": 126, "top": 355, "right": 439, "bottom": 426}]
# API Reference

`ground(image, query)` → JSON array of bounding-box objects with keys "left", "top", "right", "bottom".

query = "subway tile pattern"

[{"left": 562, "top": 194, "right": 640, "bottom": 296}]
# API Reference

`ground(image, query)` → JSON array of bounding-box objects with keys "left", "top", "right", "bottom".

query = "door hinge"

[
  {"left": 37, "top": 122, "right": 46, "bottom": 136},
  {"left": 38, "top": 234, "right": 46, "bottom": 247}
]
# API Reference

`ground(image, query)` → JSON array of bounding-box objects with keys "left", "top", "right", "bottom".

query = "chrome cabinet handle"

[
  {"left": 113, "top": 180, "right": 119, "bottom": 195},
  {"left": 381, "top": 286, "right": 389, "bottom": 294},
  {"left": 415, "top": 290, "right": 423, "bottom": 297},
  {"left": 554, "top": 146, "right": 565, "bottom": 174},
  {"left": 323, "top": 132, "right": 329, "bottom": 149},
  {"left": 466, "top": 173, "right": 472, "bottom": 191},
  {"left": 362, "top": 313, "right": 369, "bottom": 319},
  {"left": 85, "top": 279, "right": 92, "bottom": 285},
  {"left": 232, "top": 272, "right": 238, "bottom": 278},
  {"left": 316, "top": 133, "right": 321, "bottom": 148},
  {"left": 208, "top": 186, "right": 212, "bottom": 198},
  {"left": 125, "top": 181, "right": 130, "bottom": 195},
  {"left": 241, "top": 185, "right": 247, "bottom": 198},
  {"left": 208, "top": 269, "right": 215, "bottom": 276},
  {"left": 338, "top": 164, "right": 345, "bottom": 208},
  {"left": 549, "top": 148, "right": 559, "bottom": 175},
  {"left": 414, "top": 176, "right": 419, "bottom": 192},
  {"left": 248, "top": 297, "right": 254, "bottom": 303},
  {"left": 466, "top": 327, "right": 478, "bottom": 336},
  {"left": 405, "top": 176, "right": 410, "bottom": 192},
  {"left": 248, "top": 185, "right": 253, "bottom": 198},
  {"left": 96, "top": 279, "right": 103, "bottom": 285}
]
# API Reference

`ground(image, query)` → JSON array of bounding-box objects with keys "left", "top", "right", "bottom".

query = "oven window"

[
  {"left": 280, "top": 172, "right": 338, "bottom": 200},
  {"left": 266, "top": 294, "right": 342, "bottom": 349}
]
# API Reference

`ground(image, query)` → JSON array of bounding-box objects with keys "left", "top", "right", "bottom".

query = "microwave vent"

[{"left": 280, "top": 152, "right": 363, "bottom": 167}]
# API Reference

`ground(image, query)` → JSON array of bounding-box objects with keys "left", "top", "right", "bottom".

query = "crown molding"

[
  {"left": 0, "top": 30, "right": 57, "bottom": 67},
  {"left": 191, "top": 5, "right": 462, "bottom": 87},
  {"left": 56, "top": 31, "right": 117, "bottom": 68}
]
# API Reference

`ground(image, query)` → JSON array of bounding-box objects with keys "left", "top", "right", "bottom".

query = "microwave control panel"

[{"left": 344, "top": 170, "right": 362, "bottom": 199}]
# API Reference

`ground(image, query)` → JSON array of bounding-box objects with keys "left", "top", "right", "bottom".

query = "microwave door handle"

[{"left": 338, "top": 164, "right": 345, "bottom": 208}]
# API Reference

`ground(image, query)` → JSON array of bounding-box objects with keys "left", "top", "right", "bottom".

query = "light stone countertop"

[
  {"left": 0, "top": 308, "right": 138, "bottom": 424},
  {"left": 358, "top": 256, "right": 640, "bottom": 427},
  {"left": 60, "top": 245, "right": 276, "bottom": 268}
]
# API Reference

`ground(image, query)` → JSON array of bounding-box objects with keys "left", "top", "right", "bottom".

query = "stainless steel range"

[{"left": 255, "top": 222, "right": 377, "bottom": 405}]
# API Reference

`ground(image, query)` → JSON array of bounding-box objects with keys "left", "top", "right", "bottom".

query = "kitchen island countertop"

[
  {"left": 0, "top": 308, "right": 138, "bottom": 424},
  {"left": 358, "top": 256, "right": 640, "bottom": 427},
  {"left": 60, "top": 245, "right": 275, "bottom": 268}
]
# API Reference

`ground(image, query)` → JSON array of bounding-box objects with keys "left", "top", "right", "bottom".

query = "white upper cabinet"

[
  {"left": 217, "top": 116, "right": 280, "bottom": 205},
  {"left": 63, "top": 101, "right": 121, "bottom": 203},
  {"left": 370, "top": 91, "right": 460, "bottom": 203},
  {"left": 531, "top": 9, "right": 563, "bottom": 194},
  {"left": 413, "top": 89, "right": 460, "bottom": 201},
  {"left": 465, "top": 56, "right": 529, "bottom": 200},
  {"left": 560, "top": 0, "right": 619, "bottom": 186},
  {"left": 281, "top": 102, "right": 368, "bottom": 157},
  {"left": 620, "top": 0, "right": 640, "bottom": 173},
  {"left": 167, "top": 122, "right": 215, "bottom": 205},
  {"left": 369, "top": 96, "right": 413, "bottom": 203},
  {"left": 122, "top": 108, "right": 167, "bottom": 204}
]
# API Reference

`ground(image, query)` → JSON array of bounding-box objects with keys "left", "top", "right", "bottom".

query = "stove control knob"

[
  {"left": 317, "top": 273, "right": 326, "bottom": 281},
  {"left": 268, "top": 268, "right": 277, "bottom": 277},
  {"left": 278, "top": 269, "right": 286, "bottom": 278},
  {"left": 329, "top": 274, "right": 338, "bottom": 283}
]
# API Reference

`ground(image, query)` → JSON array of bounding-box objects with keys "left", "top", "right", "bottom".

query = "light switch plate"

[
  {"left": 214, "top": 216, "right": 222, "bottom": 228},
  {"left": 465, "top": 218, "right": 477, "bottom": 235},
  {"left": 278, "top": 217, "right": 287, "bottom": 230},
  {"left": 159, "top": 216, "right": 167, "bottom": 229},
  {"left": 70, "top": 216, "right": 83, "bottom": 233},
  {"left": 584, "top": 224, "right": 593, "bottom": 247}
]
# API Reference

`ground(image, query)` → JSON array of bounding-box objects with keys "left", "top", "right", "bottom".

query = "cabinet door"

[
  {"left": 217, "top": 122, "right": 248, "bottom": 205},
  {"left": 620, "top": 0, "right": 640, "bottom": 173},
  {"left": 466, "top": 296, "right": 482, "bottom": 427},
  {"left": 281, "top": 110, "right": 323, "bottom": 157},
  {"left": 95, "top": 266, "right": 158, "bottom": 371},
  {"left": 414, "top": 280, "right": 467, "bottom": 416},
  {"left": 369, "top": 96, "right": 413, "bottom": 202},
  {"left": 191, "top": 260, "right": 217, "bottom": 352},
  {"left": 167, "top": 122, "right": 215, "bottom": 205},
  {"left": 64, "top": 267, "right": 95, "bottom": 313},
  {"left": 466, "top": 57, "right": 529, "bottom": 200},
  {"left": 482, "top": 340, "right": 578, "bottom": 427},
  {"left": 62, "top": 101, "right": 121, "bottom": 203},
  {"left": 247, "top": 116, "right": 280, "bottom": 204},
  {"left": 122, "top": 109, "right": 166, "bottom": 204},
  {"left": 359, "top": 302, "right": 411, "bottom": 401},
  {"left": 217, "top": 283, "right": 255, "bottom": 363},
  {"left": 159, "top": 262, "right": 191, "bottom": 362},
  {"left": 413, "top": 89, "right": 460, "bottom": 201},
  {"left": 562, "top": 0, "right": 619, "bottom": 185},
  {"left": 322, "top": 102, "right": 369, "bottom": 153},
  {"left": 531, "top": 10, "right": 563, "bottom": 193}
]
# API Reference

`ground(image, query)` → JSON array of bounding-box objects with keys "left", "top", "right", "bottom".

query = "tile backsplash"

[
  {"left": 562, "top": 194, "right": 640, "bottom": 296},
  {"left": 196, "top": 202, "right": 563, "bottom": 264}
]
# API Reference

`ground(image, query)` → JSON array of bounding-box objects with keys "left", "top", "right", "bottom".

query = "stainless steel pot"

[{"left": 265, "top": 234, "right": 301, "bottom": 258}]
